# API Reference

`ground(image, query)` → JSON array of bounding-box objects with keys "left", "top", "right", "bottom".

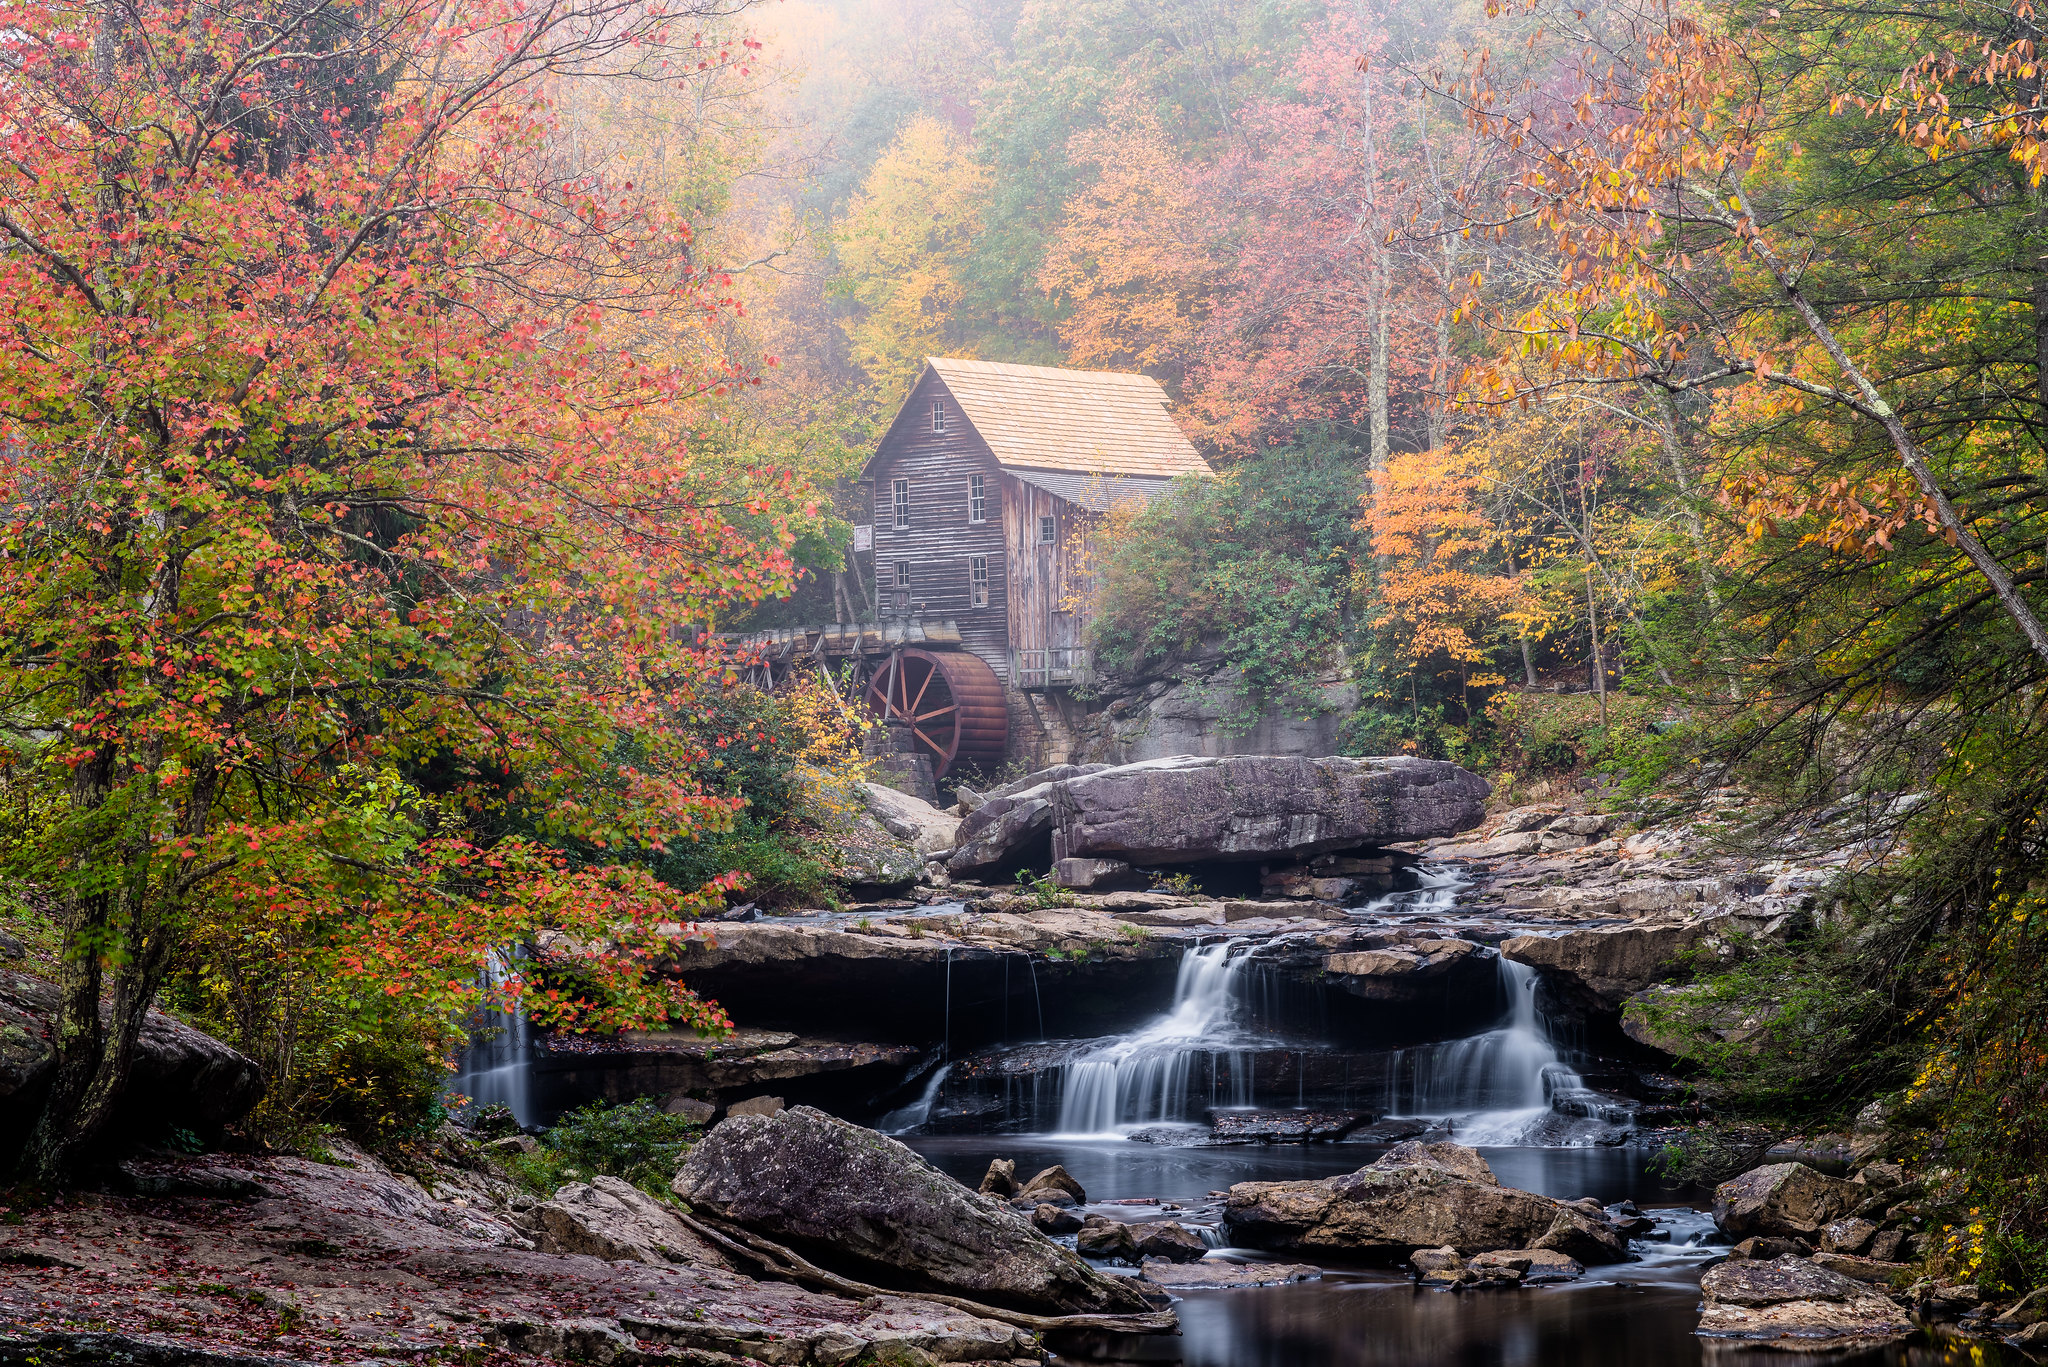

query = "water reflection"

[{"left": 905, "top": 1136, "right": 2024, "bottom": 1367}]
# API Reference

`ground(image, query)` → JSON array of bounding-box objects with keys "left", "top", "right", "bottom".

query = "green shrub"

[
  {"left": 1088, "top": 429, "right": 1363, "bottom": 707},
  {"left": 499, "top": 1098, "right": 701, "bottom": 1199}
]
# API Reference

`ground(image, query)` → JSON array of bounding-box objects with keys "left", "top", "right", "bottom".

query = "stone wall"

[{"left": 1061, "top": 660, "right": 1358, "bottom": 766}]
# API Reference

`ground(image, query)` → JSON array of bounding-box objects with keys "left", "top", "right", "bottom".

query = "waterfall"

[
  {"left": 879, "top": 1063, "right": 952, "bottom": 1135},
  {"left": 445, "top": 947, "right": 536, "bottom": 1128},
  {"left": 1381, "top": 957, "right": 1581, "bottom": 1144},
  {"left": 1054, "top": 942, "right": 1259, "bottom": 1135},
  {"left": 1353, "top": 863, "right": 1465, "bottom": 919}
]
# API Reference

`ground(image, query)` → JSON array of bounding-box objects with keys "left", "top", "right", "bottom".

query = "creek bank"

[{"left": 0, "top": 1132, "right": 1048, "bottom": 1366}]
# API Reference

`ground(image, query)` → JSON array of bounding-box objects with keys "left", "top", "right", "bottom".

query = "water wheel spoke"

[
  {"left": 913, "top": 703, "right": 958, "bottom": 723},
  {"left": 908, "top": 664, "right": 935, "bottom": 715},
  {"left": 911, "top": 722, "right": 950, "bottom": 755}
]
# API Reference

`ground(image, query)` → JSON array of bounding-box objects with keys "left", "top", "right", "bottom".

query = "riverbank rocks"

[
  {"left": 0, "top": 968, "right": 264, "bottom": 1160},
  {"left": 1222, "top": 1141, "right": 1630, "bottom": 1264},
  {"left": 1696, "top": 1256, "right": 1912, "bottom": 1350},
  {"left": 1015, "top": 1164, "right": 1086, "bottom": 1206},
  {"left": 948, "top": 754, "right": 1489, "bottom": 875},
  {"left": 864, "top": 782, "right": 963, "bottom": 857},
  {"left": 672, "top": 1106, "right": 1152, "bottom": 1316},
  {"left": 1714, "top": 1163, "right": 1864, "bottom": 1241}
]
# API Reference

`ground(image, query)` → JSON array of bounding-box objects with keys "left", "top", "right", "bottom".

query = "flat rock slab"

[
  {"left": 0, "top": 1141, "right": 1029, "bottom": 1365},
  {"left": 1140, "top": 1257, "right": 1321, "bottom": 1289},
  {"left": 1208, "top": 1109, "right": 1371, "bottom": 1143},
  {"left": 1697, "top": 1256, "right": 1911, "bottom": 1350},
  {"left": 950, "top": 755, "right": 1489, "bottom": 875}
]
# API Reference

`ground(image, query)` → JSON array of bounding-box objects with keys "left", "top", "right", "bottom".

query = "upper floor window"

[
  {"left": 969, "top": 555, "right": 989, "bottom": 608},
  {"left": 892, "top": 478, "right": 910, "bottom": 529},
  {"left": 968, "top": 473, "right": 987, "bottom": 523},
  {"left": 1039, "top": 514, "right": 1057, "bottom": 546},
  {"left": 931, "top": 400, "right": 946, "bottom": 433}
]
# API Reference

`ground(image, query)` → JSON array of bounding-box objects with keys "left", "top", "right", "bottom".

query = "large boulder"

[
  {"left": 1323, "top": 938, "right": 1495, "bottom": 1004},
  {"left": 1696, "top": 1256, "right": 1911, "bottom": 1350},
  {"left": 949, "top": 755, "right": 1488, "bottom": 876},
  {"left": 0, "top": 968, "right": 264, "bottom": 1160},
  {"left": 864, "top": 783, "right": 963, "bottom": 857},
  {"left": 1714, "top": 1163, "right": 1865, "bottom": 1241},
  {"left": 1222, "top": 1141, "right": 1629, "bottom": 1263},
  {"left": 947, "top": 783, "right": 1060, "bottom": 875},
  {"left": 672, "top": 1106, "right": 1152, "bottom": 1316}
]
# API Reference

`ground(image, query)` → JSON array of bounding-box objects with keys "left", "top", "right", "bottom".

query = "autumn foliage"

[{"left": 0, "top": 0, "right": 790, "bottom": 1175}]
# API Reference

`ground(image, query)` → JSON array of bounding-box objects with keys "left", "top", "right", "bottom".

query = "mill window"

[
  {"left": 893, "top": 560, "right": 911, "bottom": 612},
  {"left": 970, "top": 555, "right": 989, "bottom": 608},
  {"left": 892, "top": 478, "right": 910, "bottom": 529},
  {"left": 932, "top": 400, "right": 946, "bottom": 434},
  {"left": 1039, "top": 514, "right": 1057, "bottom": 546},
  {"left": 968, "top": 473, "right": 986, "bottom": 523}
]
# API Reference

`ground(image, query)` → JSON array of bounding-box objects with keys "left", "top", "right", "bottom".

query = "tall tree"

[{"left": 0, "top": 0, "right": 782, "bottom": 1180}]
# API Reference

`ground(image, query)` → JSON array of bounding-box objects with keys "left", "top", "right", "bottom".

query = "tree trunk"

[
  {"left": 1521, "top": 636, "right": 1537, "bottom": 687},
  {"left": 1359, "top": 53, "right": 1390, "bottom": 472},
  {"left": 1734, "top": 186, "right": 2048, "bottom": 667},
  {"left": 1587, "top": 574, "right": 1608, "bottom": 729}
]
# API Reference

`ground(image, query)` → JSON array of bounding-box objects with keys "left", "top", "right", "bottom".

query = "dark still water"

[{"left": 905, "top": 1135, "right": 2018, "bottom": 1367}]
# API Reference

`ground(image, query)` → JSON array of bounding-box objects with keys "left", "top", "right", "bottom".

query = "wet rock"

[
  {"left": 1517, "top": 1248, "right": 1585, "bottom": 1282},
  {"left": 977, "top": 1158, "right": 1017, "bottom": 1198},
  {"left": 1993, "top": 1287, "right": 2048, "bottom": 1329},
  {"left": 1016, "top": 1164, "right": 1086, "bottom": 1206},
  {"left": 865, "top": 782, "right": 963, "bottom": 857},
  {"left": 1076, "top": 1217, "right": 1138, "bottom": 1262},
  {"left": 533, "top": 1177, "right": 726, "bottom": 1268},
  {"left": 1469, "top": 1250, "right": 1533, "bottom": 1283},
  {"left": 726, "top": 1094, "right": 785, "bottom": 1118},
  {"left": 1032, "top": 1204, "right": 1083, "bottom": 1235},
  {"left": 1411, "top": 1246, "right": 1468, "bottom": 1285},
  {"left": 1696, "top": 1255, "right": 1911, "bottom": 1350},
  {"left": 1715, "top": 1163, "right": 1864, "bottom": 1240},
  {"left": 672, "top": 1106, "right": 1150, "bottom": 1316},
  {"left": 1223, "top": 1141, "right": 1627, "bottom": 1263},
  {"left": 1533, "top": 1206, "right": 1629, "bottom": 1264},
  {"left": 1139, "top": 1257, "right": 1319, "bottom": 1289},
  {"left": 484, "top": 1133, "right": 540, "bottom": 1156},
  {"left": 1501, "top": 923, "right": 1706, "bottom": 1011},
  {"left": 1849, "top": 1100, "right": 1891, "bottom": 1165},
  {"left": 1207, "top": 1109, "right": 1371, "bottom": 1144},
  {"left": 0, "top": 968, "right": 265, "bottom": 1158},
  {"left": 1131, "top": 1222, "right": 1206, "bottom": 1263}
]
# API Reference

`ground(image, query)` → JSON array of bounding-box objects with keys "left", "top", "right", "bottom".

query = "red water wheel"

[{"left": 864, "top": 648, "right": 1008, "bottom": 780}]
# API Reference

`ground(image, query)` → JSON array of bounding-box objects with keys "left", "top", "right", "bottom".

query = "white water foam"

[
  {"left": 1053, "top": 942, "right": 1264, "bottom": 1136},
  {"left": 1381, "top": 957, "right": 1582, "bottom": 1144},
  {"left": 879, "top": 1062, "right": 953, "bottom": 1135}
]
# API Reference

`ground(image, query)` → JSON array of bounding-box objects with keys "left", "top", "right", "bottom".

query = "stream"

[{"left": 892, "top": 880, "right": 2017, "bottom": 1366}]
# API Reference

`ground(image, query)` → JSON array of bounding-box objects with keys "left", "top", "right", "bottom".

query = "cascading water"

[
  {"left": 445, "top": 947, "right": 537, "bottom": 1128},
  {"left": 1054, "top": 942, "right": 1262, "bottom": 1134},
  {"left": 879, "top": 1063, "right": 953, "bottom": 1134},
  {"left": 1381, "top": 957, "right": 1582, "bottom": 1144}
]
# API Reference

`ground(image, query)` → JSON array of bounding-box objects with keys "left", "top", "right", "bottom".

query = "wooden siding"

[
  {"left": 1002, "top": 474, "right": 1087, "bottom": 685},
  {"left": 866, "top": 370, "right": 1011, "bottom": 683}
]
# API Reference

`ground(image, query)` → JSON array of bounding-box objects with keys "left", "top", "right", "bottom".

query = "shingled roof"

[{"left": 912, "top": 357, "right": 1214, "bottom": 482}]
